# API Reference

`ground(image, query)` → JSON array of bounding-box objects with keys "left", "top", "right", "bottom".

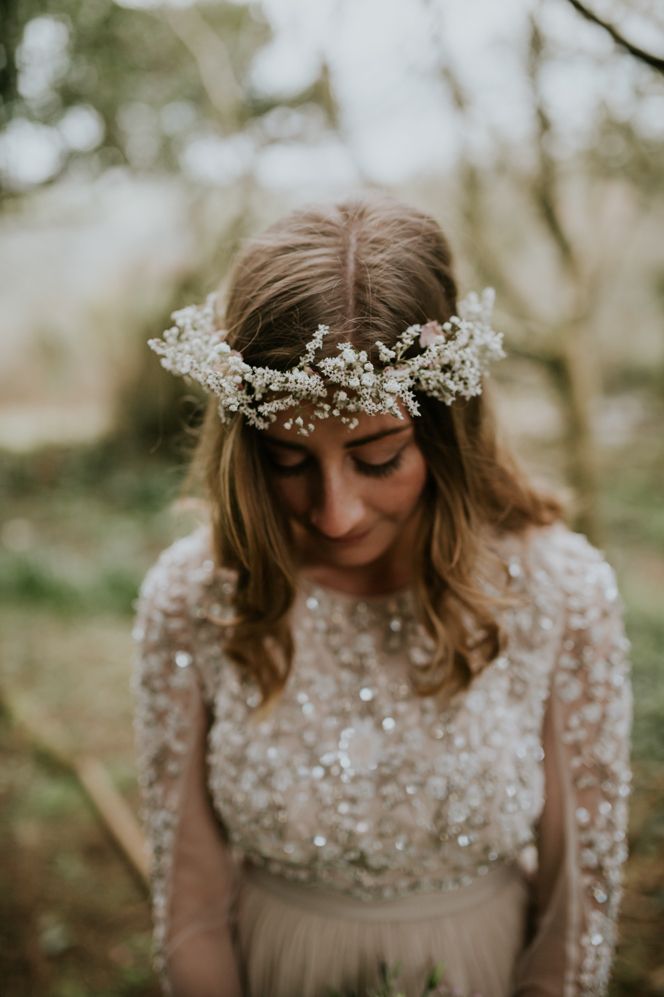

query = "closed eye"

[
  {"left": 355, "top": 451, "right": 405, "bottom": 478},
  {"left": 267, "top": 449, "right": 405, "bottom": 479}
]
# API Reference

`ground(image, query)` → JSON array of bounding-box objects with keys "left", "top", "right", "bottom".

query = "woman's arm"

[
  {"left": 133, "top": 543, "right": 243, "bottom": 997},
  {"left": 513, "top": 546, "right": 632, "bottom": 996}
]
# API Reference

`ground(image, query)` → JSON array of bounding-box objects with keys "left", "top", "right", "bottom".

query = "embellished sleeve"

[
  {"left": 513, "top": 539, "right": 632, "bottom": 996},
  {"left": 132, "top": 541, "right": 243, "bottom": 996}
]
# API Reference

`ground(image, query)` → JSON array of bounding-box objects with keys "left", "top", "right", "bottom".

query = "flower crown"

[{"left": 148, "top": 287, "right": 504, "bottom": 435}]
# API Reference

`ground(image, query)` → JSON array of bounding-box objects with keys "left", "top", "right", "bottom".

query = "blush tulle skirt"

[{"left": 232, "top": 862, "right": 530, "bottom": 997}]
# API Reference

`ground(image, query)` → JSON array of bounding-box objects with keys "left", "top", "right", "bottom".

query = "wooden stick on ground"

[{"left": 1, "top": 690, "right": 150, "bottom": 886}]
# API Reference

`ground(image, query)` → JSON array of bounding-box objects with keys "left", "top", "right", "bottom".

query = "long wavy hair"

[{"left": 191, "top": 195, "right": 563, "bottom": 714}]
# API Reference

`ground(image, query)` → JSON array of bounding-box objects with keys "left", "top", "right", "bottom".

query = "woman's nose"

[{"left": 308, "top": 471, "right": 365, "bottom": 539}]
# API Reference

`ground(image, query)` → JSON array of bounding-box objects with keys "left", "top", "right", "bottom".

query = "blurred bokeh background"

[{"left": 1, "top": 0, "right": 663, "bottom": 993}]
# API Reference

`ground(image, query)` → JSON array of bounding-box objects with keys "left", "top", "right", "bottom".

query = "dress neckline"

[{"left": 297, "top": 572, "right": 414, "bottom": 607}]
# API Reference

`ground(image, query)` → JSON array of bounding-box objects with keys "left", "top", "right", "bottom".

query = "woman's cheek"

[{"left": 393, "top": 450, "right": 428, "bottom": 504}]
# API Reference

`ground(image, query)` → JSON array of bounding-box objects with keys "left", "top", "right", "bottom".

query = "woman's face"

[{"left": 260, "top": 407, "right": 429, "bottom": 578}]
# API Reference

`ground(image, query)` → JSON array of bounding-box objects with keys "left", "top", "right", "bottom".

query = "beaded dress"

[{"left": 132, "top": 521, "right": 632, "bottom": 997}]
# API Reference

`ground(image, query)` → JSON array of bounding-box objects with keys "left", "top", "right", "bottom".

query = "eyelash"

[{"left": 270, "top": 450, "right": 405, "bottom": 479}]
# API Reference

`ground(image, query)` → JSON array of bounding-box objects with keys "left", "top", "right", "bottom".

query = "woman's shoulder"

[
  {"left": 136, "top": 524, "right": 236, "bottom": 621},
  {"left": 491, "top": 519, "right": 621, "bottom": 610},
  {"left": 133, "top": 527, "right": 240, "bottom": 702}
]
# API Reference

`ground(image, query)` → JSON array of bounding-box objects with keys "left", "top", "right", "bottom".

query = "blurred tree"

[
  {"left": 0, "top": 0, "right": 345, "bottom": 447},
  {"left": 564, "top": 0, "right": 664, "bottom": 73},
  {"left": 0, "top": 0, "right": 340, "bottom": 195},
  {"left": 422, "top": 0, "right": 664, "bottom": 540},
  {"left": 0, "top": 0, "right": 22, "bottom": 106},
  {"left": 0, "top": 0, "right": 268, "bottom": 192},
  {"left": 112, "top": 190, "right": 253, "bottom": 459}
]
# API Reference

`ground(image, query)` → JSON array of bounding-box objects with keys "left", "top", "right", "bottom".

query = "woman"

[{"left": 133, "top": 196, "right": 632, "bottom": 997}]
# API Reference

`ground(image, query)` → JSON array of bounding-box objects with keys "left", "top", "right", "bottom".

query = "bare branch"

[
  {"left": 527, "top": 17, "right": 580, "bottom": 276},
  {"left": 521, "top": 13, "right": 601, "bottom": 536},
  {"left": 421, "top": 3, "right": 550, "bottom": 326},
  {"left": 564, "top": 0, "right": 664, "bottom": 74}
]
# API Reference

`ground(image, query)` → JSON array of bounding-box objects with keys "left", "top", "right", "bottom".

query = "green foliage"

[
  {"left": 606, "top": 475, "right": 664, "bottom": 551},
  {"left": 627, "top": 604, "right": 664, "bottom": 763},
  {"left": 326, "top": 960, "right": 448, "bottom": 997},
  {"left": 0, "top": 439, "right": 184, "bottom": 510},
  {"left": 0, "top": 443, "right": 191, "bottom": 615},
  {"left": 23, "top": 773, "right": 82, "bottom": 820},
  {"left": 0, "top": 551, "right": 142, "bottom": 615}
]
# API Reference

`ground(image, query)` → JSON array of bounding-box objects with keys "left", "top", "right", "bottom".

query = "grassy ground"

[
  {"left": 0, "top": 396, "right": 663, "bottom": 995},
  {"left": 0, "top": 447, "right": 193, "bottom": 997}
]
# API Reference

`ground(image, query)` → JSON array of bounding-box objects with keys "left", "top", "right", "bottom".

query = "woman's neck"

[{"left": 296, "top": 508, "right": 422, "bottom": 597}]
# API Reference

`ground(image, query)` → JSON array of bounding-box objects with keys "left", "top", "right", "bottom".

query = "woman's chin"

[
  {"left": 294, "top": 521, "right": 404, "bottom": 573},
  {"left": 315, "top": 533, "right": 391, "bottom": 568}
]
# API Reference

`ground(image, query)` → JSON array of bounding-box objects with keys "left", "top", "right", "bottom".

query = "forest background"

[{"left": 0, "top": 0, "right": 663, "bottom": 993}]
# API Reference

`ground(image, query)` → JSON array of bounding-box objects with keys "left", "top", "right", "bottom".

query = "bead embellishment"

[{"left": 132, "top": 522, "right": 632, "bottom": 992}]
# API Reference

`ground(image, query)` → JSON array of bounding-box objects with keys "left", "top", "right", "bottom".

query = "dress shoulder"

[
  {"left": 502, "top": 520, "right": 624, "bottom": 614},
  {"left": 134, "top": 525, "right": 238, "bottom": 700},
  {"left": 136, "top": 525, "right": 216, "bottom": 616},
  {"left": 137, "top": 522, "right": 240, "bottom": 618},
  {"left": 534, "top": 519, "right": 617, "bottom": 575}
]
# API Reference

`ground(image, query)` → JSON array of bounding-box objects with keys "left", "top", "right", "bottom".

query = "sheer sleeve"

[
  {"left": 513, "top": 544, "right": 632, "bottom": 996},
  {"left": 132, "top": 543, "right": 243, "bottom": 997}
]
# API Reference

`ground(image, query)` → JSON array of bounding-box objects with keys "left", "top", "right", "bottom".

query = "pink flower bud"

[{"left": 419, "top": 321, "right": 444, "bottom": 348}]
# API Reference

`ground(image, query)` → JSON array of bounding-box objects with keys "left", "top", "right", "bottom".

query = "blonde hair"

[{"left": 192, "top": 195, "right": 563, "bottom": 711}]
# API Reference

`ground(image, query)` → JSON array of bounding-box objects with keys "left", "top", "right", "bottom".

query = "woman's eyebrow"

[
  {"left": 263, "top": 426, "right": 411, "bottom": 452},
  {"left": 345, "top": 426, "right": 411, "bottom": 449},
  {"left": 262, "top": 437, "right": 307, "bottom": 451}
]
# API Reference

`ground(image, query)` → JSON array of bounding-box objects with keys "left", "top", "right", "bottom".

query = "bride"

[{"left": 132, "top": 195, "right": 631, "bottom": 996}]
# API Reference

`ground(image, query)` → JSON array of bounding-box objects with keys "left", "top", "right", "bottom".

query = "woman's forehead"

[{"left": 262, "top": 406, "right": 413, "bottom": 449}]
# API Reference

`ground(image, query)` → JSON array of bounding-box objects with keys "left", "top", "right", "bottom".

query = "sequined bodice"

[
  {"left": 202, "top": 570, "right": 554, "bottom": 898},
  {"left": 133, "top": 521, "right": 632, "bottom": 994}
]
